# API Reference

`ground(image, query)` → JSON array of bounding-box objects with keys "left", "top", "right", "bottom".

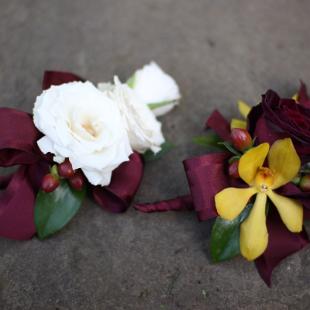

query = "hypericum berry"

[
  {"left": 231, "top": 128, "right": 252, "bottom": 152},
  {"left": 300, "top": 175, "right": 310, "bottom": 191},
  {"left": 41, "top": 174, "right": 59, "bottom": 193},
  {"left": 228, "top": 160, "right": 240, "bottom": 178},
  {"left": 69, "top": 171, "right": 84, "bottom": 191},
  {"left": 57, "top": 159, "right": 74, "bottom": 178}
]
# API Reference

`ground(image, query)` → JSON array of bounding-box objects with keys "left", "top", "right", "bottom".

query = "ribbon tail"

[
  {"left": 134, "top": 195, "right": 193, "bottom": 212},
  {"left": 0, "top": 166, "right": 36, "bottom": 240},
  {"left": 255, "top": 209, "right": 309, "bottom": 287},
  {"left": 92, "top": 152, "right": 144, "bottom": 213}
]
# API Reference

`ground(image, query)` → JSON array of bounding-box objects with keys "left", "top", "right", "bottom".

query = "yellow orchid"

[
  {"left": 215, "top": 138, "right": 303, "bottom": 261},
  {"left": 231, "top": 100, "right": 251, "bottom": 130}
]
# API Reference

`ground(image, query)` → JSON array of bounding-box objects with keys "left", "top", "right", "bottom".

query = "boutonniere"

[
  {"left": 0, "top": 62, "right": 181, "bottom": 240},
  {"left": 136, "top": 83, "right": 310, "bottom": 286}
]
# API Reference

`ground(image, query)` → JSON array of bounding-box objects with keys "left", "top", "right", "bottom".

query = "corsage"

[{"left": 0, "top": 62, "right": 181, "bottom": 240}]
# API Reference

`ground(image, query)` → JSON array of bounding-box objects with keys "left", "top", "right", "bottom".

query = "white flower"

[
  {"left": 98, "top": 77, "right": 165, "bottom": 154},
  {"left": 129, "top": 61, "right": 181, "bottom": 116},
  {"left": 33, "top": 81, "right": 132, "bottom": 186}
]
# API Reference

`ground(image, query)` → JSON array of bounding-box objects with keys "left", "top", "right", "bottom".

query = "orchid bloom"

[
  {"left": 230, "top": 100, "right": 251, "bottom": 130},
  {"left": 215, "top": 138, "right": 303, "bottom": 261}
]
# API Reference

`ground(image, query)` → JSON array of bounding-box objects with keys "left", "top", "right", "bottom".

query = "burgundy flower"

[{"left": 248, "top": 83, "right": 310, "bottom": 162}]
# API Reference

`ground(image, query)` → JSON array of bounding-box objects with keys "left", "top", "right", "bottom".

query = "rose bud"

[
  {"left": 231, "top": 128, "right": 252, "bottom": 152},
  {"left": 58, "top": 159, "right": 74, "bottom": 178},
  {"left": 69, "top": 171, "right": 84, "bottom": 191},
  {"left": 229, "top": 160, "right": 240, "bottom": 178},
  {"left": 300, "top": 175, "right": 310, "bottom": 191},
  {"left": 41, "top": 174, "right": 60, "bottom": 193}
]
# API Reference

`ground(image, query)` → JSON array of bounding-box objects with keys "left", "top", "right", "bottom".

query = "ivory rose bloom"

[
  {"left": 33, "top": 81, "right": 132, "bottom": 186},
  {"left": 98, "top": 77, "right": 165, "bottom": 153},
  {"left": 128, "top": 61, "right": 181, "bottom": 117}
]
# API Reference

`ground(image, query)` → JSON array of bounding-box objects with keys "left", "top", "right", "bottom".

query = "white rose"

[
  {"left": 33, "top": 81, "right": 132, "bottom": 186},
  {"left": 98, "top": 77, "right": 165, "bottom": 154},
  {"left": 129, "top": 61, "right": 181, "bottom": 116}
]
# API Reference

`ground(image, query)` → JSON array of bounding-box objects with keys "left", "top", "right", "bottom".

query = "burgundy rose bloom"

[{"left": 248, "top": 82, "right": 310, "bottom": 163}]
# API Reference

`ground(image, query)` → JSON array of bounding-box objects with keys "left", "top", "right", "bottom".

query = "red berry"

[
  {"left": 58, "top": 159, "right": 74, "bottom": 178},
  {"left": 231, "top": 128, "right": 252, "bottom": 152},
  {"left": 41, "top": 174, "right": 59, "bottom": 193},
  {"left": 300, "top": 175, "right": 310, "bottom": 191},
  {"left": 69, "top": 171, "right": 84, "bottom": 191},
  {"left": 229, "top": 160, "right": 240, "bottom": 178}
]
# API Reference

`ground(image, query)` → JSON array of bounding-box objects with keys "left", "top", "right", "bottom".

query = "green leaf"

[
  {"left": 35, "top": 180, "right": 86, "bottom": 239},
  {"left": 126, "top": 74, "right": 136, "bottom": 88},
  {"left": 217, "top": 141, "right": 241, "bottom": 156},
  {"left": 193, "top": 132, "right": 225, "bottom": 151},
  {"left": 210, "top": 204, "right": 252, "bottom": 263},
  {"left": 143, "top": 141, "right": 174, "bottom": 162},
  {"left": 148, "top": 100, "right": 176, "bottom": 110}
]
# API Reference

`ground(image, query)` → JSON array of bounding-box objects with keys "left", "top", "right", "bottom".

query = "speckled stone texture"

[{"left": 0, "top": 0, "right": 310, "bottom": 309}]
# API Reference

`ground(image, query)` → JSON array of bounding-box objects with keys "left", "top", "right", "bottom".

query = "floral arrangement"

[
  {"left": 0, "top": 62, "right": 181, "bottom": 240},
  {"left": 136, "top": 83, "right": 310, "bottom": 286}
]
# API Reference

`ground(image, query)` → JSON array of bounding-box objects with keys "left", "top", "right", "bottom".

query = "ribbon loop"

[
  {"left": 0, "top": 108, "right": 42, "bottom": 166},
  {"left": 93, "top": 152, "right": 144, "bottom": 213},
  {"left": 0, "top": 166, "right": 36, "bottom": 240}
]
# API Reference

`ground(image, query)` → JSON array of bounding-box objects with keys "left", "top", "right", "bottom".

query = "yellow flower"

[
  {"left": 231, "top": 100, "right": 251, "bottom": 130},
  {"left": 215, "top": 138, "right": 303, "bottom": 261}
]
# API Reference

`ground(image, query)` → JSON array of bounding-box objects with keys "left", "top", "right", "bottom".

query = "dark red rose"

[{"left": 248, "top": 82, "right": 310, "bottom": 163}]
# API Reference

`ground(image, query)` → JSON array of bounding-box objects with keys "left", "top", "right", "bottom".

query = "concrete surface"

[{"left": 1, "top": 0, "right": 310, "bottom": 309}]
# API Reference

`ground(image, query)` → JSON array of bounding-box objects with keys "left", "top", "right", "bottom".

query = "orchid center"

[{"left": 254, "top": 167, "right": 274, "bottom": 192}]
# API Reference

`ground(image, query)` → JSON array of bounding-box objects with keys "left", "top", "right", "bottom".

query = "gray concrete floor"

[{"left": 1, "top": 0, "right": 310, "bottom": 309}]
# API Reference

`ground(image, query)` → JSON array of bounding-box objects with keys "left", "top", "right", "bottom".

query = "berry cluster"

[{"left": 41, "top": 159, "right": 84, "bottom": 193}]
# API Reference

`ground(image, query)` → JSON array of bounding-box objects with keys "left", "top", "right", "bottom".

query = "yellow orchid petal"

[
  {"left": 215, "top": 187, "right": 257, "bottom": 221},
  {"left": 239, "top": 143, "right": 270, "bottom": 185},
  {"left": 268, "top": 138, "right": 301, "bottom": 189},
  {"left": 231, "top": 118, "right": 247, "bottom": 130},
  {"left": 267, "top": 190, "right": 303, "bottom": 232},
  {"left": 238, "top": 100, "right": 251, "bottom": 118},
  {"left": 240, "top": 193, "right": 268, "bottom": 261},
  {"left": 292, "top": 93, "right": 298, "bottom": 101}
]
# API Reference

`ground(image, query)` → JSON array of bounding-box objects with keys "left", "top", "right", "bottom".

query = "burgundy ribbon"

[
  {"left": 135, "top": 108, "right": 310, "bottom": 286},
  {"left": 0, "top": 71, "right": 144, "bottom": 240}
]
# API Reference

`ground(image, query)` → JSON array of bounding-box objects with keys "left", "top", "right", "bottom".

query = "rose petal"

[{"left": 297, "top": 81, "right": 310, "bottom": 107}]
